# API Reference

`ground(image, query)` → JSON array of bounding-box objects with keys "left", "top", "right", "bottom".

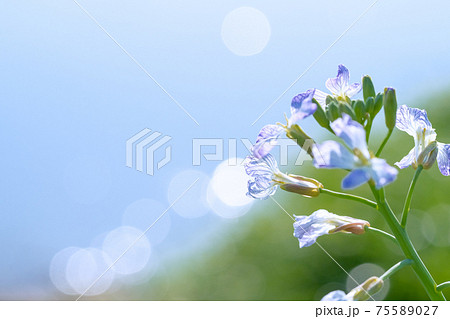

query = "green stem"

[
  {"left": 376, "top": 129, "right": 393, "bottom": 157},
  {"left": 366, "top": 226, "right": 397, "bottom": 244},
  {"left": 437, "top": 282, "right": 450, "bottom": 292},
  {"left": 365, "top": 116, "right": 373, "bottom": 143},
  {"left": 370, "top": 185, "right": 445, "bottom": 301},
  {"left": 380, "top": 259, "right": 413, "bottom": 281},
  {"left": 401, "top": 165, "right": 423, "bottom": 227},
  {"left": 320, "top": 188, "right": 377, "bottom": 208}
]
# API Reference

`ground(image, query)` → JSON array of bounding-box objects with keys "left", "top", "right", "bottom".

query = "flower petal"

[
  {"left": 312, "top": 140, "right": 355, "bottom": 170},
  {"left": 369, "top": 158, "right": 398, "bottom": 189},
  {"left": 293, "top": 210, "right": 336, "bottom": 248},
  {"left": 342, "top": 169, "right": 370, "bottom": 189},
  {"left": 437, "top": 142, "right": 450, "bottom": 176},
  {"left": 395, "top": 148, "right": 415, "bottom": 169},
  {"left": 293, "top": 209, "right": 368, "bottom": 248},
  {"left": 325, "top": 64, "right": 350, "bottom": 95},
  {"left": 289, "top": 89, "right": 317, "bottom": 125},
  {"left": 313, "top": 89, "right": 328, "bottom": 108},
  {"left": 396, "top": 105, "right": 433, "bottom": 136},
  {"left": 244, "top": 153, "right": 277, "bottom": 178},
  {"left": 345, "top": 82, "right": 362, "bottom": 98},
  {"left": 330, "top": 114, "right": 369, "bottom": 157},
  {"left": 251, "top": 124, "right": 283, "bottom": 159},
  {"left": 321, "top": 290, "right": 351, "bottom": 301},
  {"left": 247, "top": 180, "right": 277, "bottom": 199},
  {"left": 244, "top": 154, "right": 279, "bottom": 199}
]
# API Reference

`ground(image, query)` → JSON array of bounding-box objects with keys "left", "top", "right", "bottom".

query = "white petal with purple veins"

[
  {"left": 396, "top": 105, "right": 433, "bottom": 136},
  {"left": 289, "top": 89, "right": 317, "bottom": 125},
  {"left": 251, "top": 124, "right": 283, "bottom": 159},
  {"left": 437, "top": 142, "right": 450, "bottom": 176},
  {"left": 314, "top": 89, "right": 328, "bottom": 107},
  {"left": 395, "top": 148, "right": 415, "bottom": 169},
  {"left": 325, "top": 64, "right": 350, "bottom": 95}
]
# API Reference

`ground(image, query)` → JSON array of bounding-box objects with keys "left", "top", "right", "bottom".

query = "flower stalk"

[
  {"left": 380, "top": 259, "right": 413, "bottom": 281},
  {"left": 320, "top": 188, "right": 377, "bottom": 208},
  {"left": 401, "top": 165, "right": 423, "bottom": 227},
  {"left": 370, "top": 185, "right": 446, "bottom": 301}
]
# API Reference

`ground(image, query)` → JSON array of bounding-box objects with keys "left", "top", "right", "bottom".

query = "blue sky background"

[{"left": 1, "top": 0, "right": 450, "bottom": 298}]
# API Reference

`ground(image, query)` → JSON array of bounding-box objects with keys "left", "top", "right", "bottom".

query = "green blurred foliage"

[{"left": 136, "top": 93, "right": 450, "bottom": 300}]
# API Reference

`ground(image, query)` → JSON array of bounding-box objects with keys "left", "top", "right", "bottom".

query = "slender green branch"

[
  {"left": 365, "top": 116, "right": 373, "bottom": 143},
  {"left": 320, "top": 188, "right": 377, "bottom": 208},
  {"left": 380, "top": 259, "right": 413, "bottom": 281},
  {"left": 369, "top": 184, "right": 445, "bottom": 301},
  {"left": 437, "top": 281, "right": 450, "bottom": 292},
  {"left": 376, "top": 129, "right": 393, "bottom": 157},
  {"left": 401, "top": 165, "right": 423, "bottom": 227},
  {"left": 366, "top": 226, "right": 397, "bottom": 244}
]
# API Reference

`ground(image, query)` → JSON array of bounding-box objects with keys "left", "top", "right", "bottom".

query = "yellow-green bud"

[
  {"left": 372, "top": 93, "right": 383, "bottom": 117},
  {"left": 362, "top": 75, "right": 376, "bottom": 101},
  {"left": 339, "top": 102, "right": 357, "bottom": 120},
  {"left": 279, "top": 175, "right": 323, "bottom": 197},
  {"left": 354, "top": 100, "right": 365, "bottom": 123},
  {"left": 351, "top": 277, "right": 384, "bottom": 301},
  {"left": 312, "top": 99, "right": 330, "bottom": 129},
  {"left": 416, "top": 141, "right": 438, "bottom": 169},
  {"left": 384, "top": 87, "right": 397, "bottom": 130},
  {"left": 327, "top": 102, "right": 340, "bottom": 122},
  {"left": 365, "top": 96, "right": 374, "bottom": 115}
]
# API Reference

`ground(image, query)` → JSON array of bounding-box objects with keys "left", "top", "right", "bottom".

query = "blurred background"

[{"left": 0, "top": 0, "right": 449, "bottom": 300}]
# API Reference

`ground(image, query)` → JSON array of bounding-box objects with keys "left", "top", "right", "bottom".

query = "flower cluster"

[{"left": 244, "top": 65, "right": 450, "bottom": 301}]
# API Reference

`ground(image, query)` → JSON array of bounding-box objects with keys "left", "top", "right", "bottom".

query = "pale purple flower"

[
  {"left": 321, "top": 290, "right": 352, "bottom": 301},
  {"left": 312, "top": 114, "right": 398, "bottom": 189},
  {"left": 314, "top": 65, "right": 361, "bottom": 107},
  {"left": 293, "top": 209, "right": 369, "bottom": 248},
  {"left": 395, "top": 105, "right": 450, "bottom": 175},
  {"left": 244, "top": 154, "right": 322, "bottom": 199},
  {"left": 251, "top": 125, "right": 284, "bottom": 159},
  {"left": 251, "top": 89, "right": 317, "bottom": 158},
  {"left": 289, "top": 89, "right": 317, "bottom": 125}
]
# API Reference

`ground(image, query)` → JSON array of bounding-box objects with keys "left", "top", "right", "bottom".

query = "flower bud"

[
  {"left": 312, "top": 99, "right": 330, "bottom": 129},
  {"left": 351, "top": 277, "right": 384, "bottom": 301},
  {"left": 353, "top": 100, "right": 365, "bottom": 123},
  {"left": 330, "top": 221, "right": 370, "bottom": 235},
  {"left": 339, "top": 102, "right": 357, "bottom": 120},
  {"left": 327, "top": 101, "right": 340, "bottom": 121},
  {"left": 365, "top": 96, "right": 375, "bottom": 115},
  {"left": 279, "top": 175, "right": 323, "bottom": 197},
  {"left": 416, "top": 141, "right": 438, "bottom": 169},
  {"left": 372, "top": 93, "right": 383, "bottom": 117},
  {"left": 362, "top": 75, "right": 376, "bottom": 101},
  {"left": 326, "top": 95, "right": 335, "bottom": 105},
  {"left": 384, "top": 87, "right": 397, "bottom": 130}
]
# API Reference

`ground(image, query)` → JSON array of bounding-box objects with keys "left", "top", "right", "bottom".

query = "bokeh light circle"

[
  {"left": 207, "top": 158, "right": 253, "bottom": 218},
  {"left": 221, "top": 7, "right": 271, "bottom": 56},
  {"left": 122, "top": 198, "right": 171, "bottom": 245},
  {"left": 49, "top": 247, "right": 80, "bottom": 295},
  {"left": 65, "top": 247, "right": 114, "bottom": 296},
  {"left": 167, "top": 170, "right": 210, "bottom": 219},
  {"left": 102, "top": 226, "right": 151, "bottom": 275}
]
